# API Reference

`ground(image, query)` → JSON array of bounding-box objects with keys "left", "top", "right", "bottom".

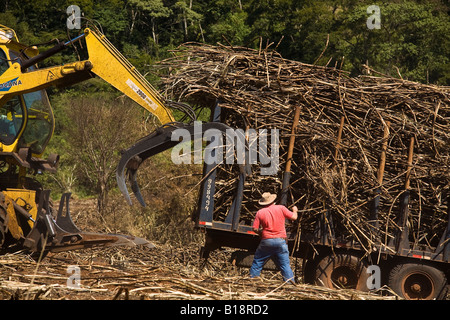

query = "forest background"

[{"left": 0, "top": 0, "right": 448, "bottom": 244}]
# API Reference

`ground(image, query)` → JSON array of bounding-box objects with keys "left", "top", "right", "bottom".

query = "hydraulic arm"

[{"left": 1, "top": 28, "right": 175, "bottom": 127}]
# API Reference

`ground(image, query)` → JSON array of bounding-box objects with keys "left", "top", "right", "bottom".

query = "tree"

[
  {"left": 63, "top": 93, "right": 146, "bottom": 214},
  {"left": 173, "top": 0, "right": 203, "bottom": 41},
  {"left": 339, "top": 1, "right": 450, "bottom": 83},
  {"left": 127, "top": 0, "right": 171, "bottom": 44},
  {"left": 206, "top": 1, "right": 250, "bottom": 45}
]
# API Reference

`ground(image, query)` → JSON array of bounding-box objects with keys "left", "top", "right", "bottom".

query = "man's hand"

[
  {"left": 291, "top": 206, "right": 298, "bottom": 221},
  {"left": 253, "top": 228, "right": 262, "bottom": 236}
]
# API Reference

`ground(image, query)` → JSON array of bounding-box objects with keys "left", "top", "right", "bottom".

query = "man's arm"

[
  {"left": 284, "top": 206, "right": 298, "bottom": 221},
  {"left": 252, "top": 227, "right": 262, "bottom": 236},
  {"left": 252, "top": 214, "right": 261, "bottom": 235}
]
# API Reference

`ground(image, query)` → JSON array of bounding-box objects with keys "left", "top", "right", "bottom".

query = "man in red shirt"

[{"left": 249, "top": 192, "right": 298, "bottom": 283}]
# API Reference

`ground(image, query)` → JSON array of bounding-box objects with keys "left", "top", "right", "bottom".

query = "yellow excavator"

[{"left": 0, "top": 24, "right": 228, "bottom": 256}]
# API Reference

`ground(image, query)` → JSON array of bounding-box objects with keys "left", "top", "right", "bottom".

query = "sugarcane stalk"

[
  {"left": 334, "top": 115, "right": 345, "bottom": 162},
  {"left": 369, "top": 121, "right": 390, "bottom": 230},
  {"left": 280, "top": 106, "right": 301, "bottom": 206},
  {"left": 395, "top": 136, "right": 414, "bottom": 252}
]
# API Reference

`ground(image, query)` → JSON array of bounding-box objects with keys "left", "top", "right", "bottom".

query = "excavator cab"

[{"left": 0, "top": 30, "right": 54, "bottom": 157}]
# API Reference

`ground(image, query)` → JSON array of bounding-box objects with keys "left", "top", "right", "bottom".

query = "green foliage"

[
  {"left": 209, "top": 10, "right": 250, "bottom": 44},
  {"left": 335, "top": 1, "right": 450, "bottom": 83},
  {"left": 2, "top": 0, "right": 448, "bottom": 84},
  {"left": 1, "top": 0, "right": 448, "bottom": 191}
]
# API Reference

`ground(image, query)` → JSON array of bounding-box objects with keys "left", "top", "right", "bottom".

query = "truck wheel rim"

[
  {"left": 330, "top": 266, "right": 359, "bottom": 289},
  {"left": 401, "top": 271, "right": 435, "bottom": 300}
]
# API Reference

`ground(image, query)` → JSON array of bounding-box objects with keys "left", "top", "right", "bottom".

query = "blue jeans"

[{"left": 249, "top": 238, "right": 295, "bottom": 283}]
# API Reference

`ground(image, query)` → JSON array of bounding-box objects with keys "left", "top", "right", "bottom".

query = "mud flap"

[{"left": 117, "top": 122, "right": 230, "bottom": 207}]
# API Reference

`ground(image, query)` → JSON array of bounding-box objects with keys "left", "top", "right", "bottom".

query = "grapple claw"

[
  {"left": 56, "top": 192, "right": 81, "bottom": 233},
  {"left": 116, "top": 122, "right": 231, "bottom": 207},
  {"left": 129, "top": 169, "right": 146, "bottom": 207}
]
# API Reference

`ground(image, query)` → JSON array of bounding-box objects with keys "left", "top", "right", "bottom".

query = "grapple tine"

[
  {"left": 108, "top": 233, "right": 155, "bottom": 249},
  {"left": 116, "top": 125, "right": 179, "bottom": 207},
  {"left": 116, "top": 163, "right": 133, "bottom": 206},
  {"left": 129, "top": 169, "right": 147, "bottom": 207},
  {"left": 117, "top": 151, "right": 147, "bottom": 207},
  {"left": 56, "top": 192, "right": 81, "bottom": 233}
]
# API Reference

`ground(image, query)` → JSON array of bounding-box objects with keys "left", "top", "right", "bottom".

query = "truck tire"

[
  {"left": 0, "top": 204, "right": 8, "bottom": 249},
  {"left": 388, "top": 262, "right": 447, "bottom": 300},
  {"left": 0, "top": 212, "right": 5, "bottom": 248},
  {"left": 314, "top": 253, "right": 370, "bottom": 291}
]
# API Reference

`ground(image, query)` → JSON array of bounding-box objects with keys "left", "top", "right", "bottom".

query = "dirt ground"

[
  {"left": 0, "top": 199, "right": 405, "bottom": 301},
  {"left": 0, "top": 241, "right": 401, "bottom": 301}
]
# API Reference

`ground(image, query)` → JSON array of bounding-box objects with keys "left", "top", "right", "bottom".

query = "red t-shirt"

[{"left": 252, "top": 204, "right": 294, "bottom": 239}]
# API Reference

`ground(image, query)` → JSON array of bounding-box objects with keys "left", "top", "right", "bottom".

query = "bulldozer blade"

[
  {"left": 117, "top": 122, "right": 230, "bottom": 207},
  {"left": 47, "top": 232, "right": 155, "bottom": 253},
  {"left": 55, "top": 192, "right": 155, "bottom": 250},
  {"left": 22, "top": 191, "right": 155, "bottom": 255},
  {"left": 107, "top": 233, "right": 155, "bottom": 248}
]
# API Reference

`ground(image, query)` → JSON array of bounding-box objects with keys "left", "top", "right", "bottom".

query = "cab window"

[
  {"left": 0, "top": 49, "right": 8, "bottom": 75},
  {"left": 0, "top": 95, "right": 23, "bottom": 145},
  {"left": 0, "top": 49, "right": 24, "bottom": 145},
  {"left": 18, "top": 90, "right": 54, "bottom": 154},
  {"left": 0, "top": 50, "right": 54, "bottom": 154}
]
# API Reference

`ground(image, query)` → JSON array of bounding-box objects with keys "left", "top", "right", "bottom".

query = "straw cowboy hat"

[{"left": 258, "top": 192, "right": 277, "bottom": 206}]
